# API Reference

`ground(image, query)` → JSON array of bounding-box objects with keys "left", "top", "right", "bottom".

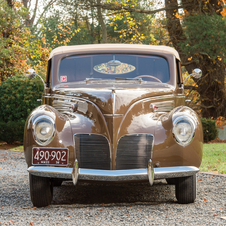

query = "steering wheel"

[{"left": 134, "top": 75, "right": 162, "bottom": 83}]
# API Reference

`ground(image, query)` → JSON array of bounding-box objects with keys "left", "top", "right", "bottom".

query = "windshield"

[{"left": 58, "top": 54, "right": 170, "bottom": 83}]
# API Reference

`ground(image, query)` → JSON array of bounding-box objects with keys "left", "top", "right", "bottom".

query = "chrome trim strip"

[
  {"left": 28, "top": 166, "right": 199, "bottom": 181},
  {"left": 79, "top": 168, "right": 148, "bottom": 181},
  {"left": 28, "top": 166, "right": 73, "bottom": 179},
  {"left": 112, "top": 89, "right": 115, "bottom": 115},
  {"left": 72, "top": 159, "right": 78, "bottom": 185},
  {"left": 112, "top": 89, "right": 115, "bottom": 167},
  {"left": 154, "top": 166, "right": 199, "bottom": 179},
  {"left": 148, "top": 159, "right": 154, "bottom": 185},
  {"left": 103, "top": 114, "right": 124, "bottom": 117}
]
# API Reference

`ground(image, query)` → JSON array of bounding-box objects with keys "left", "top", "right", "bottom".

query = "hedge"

[
  {"left": 0, "top": 75, "right": 43, "bottom": 143},
  {"left": 201, "top": 118, "right": 218, "bottom": 143},
  {"left": 0, "top": 120, "right": 25, "bottom": 144}
]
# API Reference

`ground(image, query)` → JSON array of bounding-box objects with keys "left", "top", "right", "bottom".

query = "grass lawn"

[
  {"left": 200, "top": 143, "right": 226, "bottom": 174},
  {"left": 9, "top": 146, "right": 23, "bottom": 152},
  {"left": 7, "top": 143, "right": 226, "bottom": 174}
]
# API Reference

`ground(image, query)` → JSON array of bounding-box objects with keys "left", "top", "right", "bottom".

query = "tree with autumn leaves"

[
  {"left": 0, "top": 0, "right": 29, "bottom": 82},
  {"left": 165, "top": 0, "right": 226, "bottom": 119},
  {"left": 84, "top": 0, "right": 226, "bottom": 119},
  {"left": 1, "top": 0, "right": 226, "bottom": 119},
  {"left": 0, "top": 0, "right": 50, "bottom": 81}
]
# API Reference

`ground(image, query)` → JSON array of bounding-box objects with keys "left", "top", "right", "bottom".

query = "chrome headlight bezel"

[
  {"left": 32, "top": 115, "right": 56, "bottom": 146},
  {"left": 172, "top": 116, "right": 196, "bottom": 147}
]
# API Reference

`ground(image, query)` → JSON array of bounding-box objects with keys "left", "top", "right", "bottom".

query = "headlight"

[
  {"left": 33, "top": 116, "right": 55, "bottom": 146},
  {"left": 173, "top": 116, "right": 195, "bottom": 146}
]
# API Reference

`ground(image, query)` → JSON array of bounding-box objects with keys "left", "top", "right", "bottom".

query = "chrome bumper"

[{"left": 27, "top": 160, "right": 199, "bottom": 186}]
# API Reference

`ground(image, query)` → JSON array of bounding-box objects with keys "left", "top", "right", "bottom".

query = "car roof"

[{"left": 49, "top": 44, "right": 180, "bottom": 60}]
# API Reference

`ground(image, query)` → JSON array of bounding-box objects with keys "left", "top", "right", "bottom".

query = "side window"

[
  {"left": 176, "top": 59, "right": 183, "bottom": 87},
  {"left": 46, "top": 59, "right": 52, "bottom": 88}
]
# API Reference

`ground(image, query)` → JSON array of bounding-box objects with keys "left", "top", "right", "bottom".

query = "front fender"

[
  {"left": 153, "top": 106, "right": 203, "bottom": 168},
  {"left": 24, "top": 105, "right": 74, "bottom": 167}
]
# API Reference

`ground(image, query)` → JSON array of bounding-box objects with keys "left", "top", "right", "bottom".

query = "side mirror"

[
  {"left": 192, "top": 68, "right": 202, "bottom": 79},
  {"left": 26, "top": 68, "right": 36, "bottom": 79},
  {"left": 184, "top": 68, "right": 202, "bottom": 83},
  {"left": 25, "top": 68, "right": 46, "bottom": 89}
]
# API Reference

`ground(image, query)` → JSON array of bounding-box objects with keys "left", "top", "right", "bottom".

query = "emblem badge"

[{"left": 150, "top": 104, "right": 158, "bottom": 112}]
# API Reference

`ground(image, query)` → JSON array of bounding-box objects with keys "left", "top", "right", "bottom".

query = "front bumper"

[{"left": 27, "top": 160, "right": 199, "bottom": 186}]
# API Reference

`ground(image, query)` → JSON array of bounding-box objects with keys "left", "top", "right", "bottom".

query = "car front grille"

[
  {"left": 74, "top": 134, "right": 110, "bottom": 170},
  {"left": 115, "top": 134, "right": 154, "bottom": 170}
]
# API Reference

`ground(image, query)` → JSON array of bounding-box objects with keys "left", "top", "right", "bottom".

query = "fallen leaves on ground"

[
  {"left": 0, "top": 159, "right": 7, "bottom": 161},
  {"left": 22, "top": 206, "right": 32, "bottom": 209}
]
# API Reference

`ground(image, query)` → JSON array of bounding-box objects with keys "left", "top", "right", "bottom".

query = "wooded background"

[{"left": 1, "top": 0, "right": 226, "bottom": 119}]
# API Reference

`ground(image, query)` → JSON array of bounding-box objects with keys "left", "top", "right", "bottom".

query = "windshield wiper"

[
  {"left": 115, "top": 77, "right": 142, "bottom": 81},
  {"left": 115, "top": 77, "right": 143, "bottom": 83},
  {"left": 86, "top": 77, "right": 143, "bottom": 84},
  {"left": 86, "top": 78, "right": 103, "bottom": 84}
]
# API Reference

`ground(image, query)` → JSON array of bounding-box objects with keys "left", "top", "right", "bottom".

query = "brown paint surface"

[{"left": 24, "top": 45, "right": 203, "bottom": 171}]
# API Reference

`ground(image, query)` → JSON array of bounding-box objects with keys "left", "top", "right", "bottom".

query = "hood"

[{"left": 53, "top": 82, "right": 176, "bottom": 115}]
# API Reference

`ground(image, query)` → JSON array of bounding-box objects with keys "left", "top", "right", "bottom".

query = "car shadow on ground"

[{"left": 52, "top": 180, "right": 176, "bottom": 206}]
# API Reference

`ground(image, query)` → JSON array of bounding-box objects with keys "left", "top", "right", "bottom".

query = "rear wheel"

[
  {"left": 29, "top": 174, "right": 53, "bottom": 207},
  {"left": 175, "top": 175, "right": 196, "bottom": 204}
]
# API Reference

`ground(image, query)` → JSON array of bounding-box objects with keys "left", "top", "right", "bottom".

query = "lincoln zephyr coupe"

[{"left": 24, "top": 44, "right": 203, "bottom": 207}]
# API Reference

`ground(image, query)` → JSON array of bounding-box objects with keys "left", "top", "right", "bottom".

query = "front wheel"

[
  {"left": 175, "top": 175, "right": 196, "bottom": 204},
  {"left": 29, "top": 174, "right": 53, "bottom": 207},
  {"left": 51, "top": 179, "right": 63, "bottom": 187},
  {"left": 166, "top": 178, "right": 177, "bottom": 185}
]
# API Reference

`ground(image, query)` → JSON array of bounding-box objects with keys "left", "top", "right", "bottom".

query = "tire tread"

[
  {"left": 29, "top": 174, "right": 53, "bottom": 207},
  {"left": 175, "top": 175, "right": 196, "bottom": 204}
]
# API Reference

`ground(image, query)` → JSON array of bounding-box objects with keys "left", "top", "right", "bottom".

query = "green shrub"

[
  {"left": 201, "top": 118, "right": 218, "bottom": 143},
  {"left": 0, "top": 75, "right": 43, "bottom": 122},
  {"left": 0, "top": 120, "right": 25, "bottom": 143},
  {"left": 0, "top": 75, "right": 43, "bottom": 143}
]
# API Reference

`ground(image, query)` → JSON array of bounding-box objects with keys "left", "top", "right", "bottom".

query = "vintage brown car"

[{"left": 24, "top": 44, "right": 203, "bottom": 207}]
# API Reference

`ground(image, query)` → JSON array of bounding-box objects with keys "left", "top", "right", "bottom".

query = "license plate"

[{"left": 32, "top": 148, "right": 68, "bottom": 166}]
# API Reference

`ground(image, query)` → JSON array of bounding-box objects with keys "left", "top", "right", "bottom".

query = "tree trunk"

[
  {"left": 196, "top": 57, "right": 226, "bottom": 118},
  {"left": 6, "top": 0, "right": 13, "bottom": 8},
  {"left": 96, "top": 0, "right": 107, "bottom": 43},
  {"left": 165, "top": 0, "right": 226, "bottom": 119}
]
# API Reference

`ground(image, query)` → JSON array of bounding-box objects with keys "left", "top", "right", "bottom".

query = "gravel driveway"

[{"left": 0, "top": 149, "right": 225, "bottom": 225}]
